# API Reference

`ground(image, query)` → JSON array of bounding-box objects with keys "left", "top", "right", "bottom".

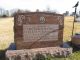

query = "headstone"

[
  {"left": 14, "top": 12, "right": 64, "bottom": 49},
  {"left": 72, "top": 33, "right": 80, "bottom": 45}
]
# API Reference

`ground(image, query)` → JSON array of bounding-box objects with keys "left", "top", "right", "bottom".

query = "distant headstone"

[{"left": 14, "top": 12, "right": 64, "bottom": 49}]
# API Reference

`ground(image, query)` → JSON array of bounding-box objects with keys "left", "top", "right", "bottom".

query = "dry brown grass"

[
  {"left": 0, "top": 18, "right": 14, "bottom": 50},
  {"left": 63, "top": 16, "right": 80, "bottom": 41}
]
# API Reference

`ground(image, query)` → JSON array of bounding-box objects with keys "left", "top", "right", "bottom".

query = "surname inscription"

[{"left": 23, "top": 24, "right": 59, "bottom": 42}]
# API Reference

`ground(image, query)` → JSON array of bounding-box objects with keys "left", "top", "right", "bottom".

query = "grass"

[
  {"left": 0, "top": 16, "right": 80, "bottom": 59},
  {"left": 63, "top": 16, "right": 80, "bottom": 41},
  {"left": 0, "top": 17, "right": 14, "bottom": 50}
]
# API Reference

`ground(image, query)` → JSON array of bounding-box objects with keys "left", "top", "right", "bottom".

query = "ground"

[
  {"left": 0, "top": 17, "right": 14, "bottom": 50},
  {"left": 63, "top": 16, "right": 80, "bottom": 41},
  {"left": 0, "top": 16, "right": 80, "bottom": 59}
]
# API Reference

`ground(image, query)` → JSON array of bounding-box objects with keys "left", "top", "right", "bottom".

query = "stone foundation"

[{"left": 6, "top": 47, "right": 72, "bottom": 60}]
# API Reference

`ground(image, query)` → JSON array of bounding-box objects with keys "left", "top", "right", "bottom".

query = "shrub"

[{"left": 2, "top": 15, "right": 8, "bottom": 17}]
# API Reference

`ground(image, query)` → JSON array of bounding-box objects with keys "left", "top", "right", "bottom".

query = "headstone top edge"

[{"left": 14, "top": 12, "right": 63, "bottom": 16}]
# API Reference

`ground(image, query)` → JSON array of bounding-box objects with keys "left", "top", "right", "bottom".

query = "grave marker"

[{"left": 14, "top": 12, "right": 64, "bottom": 49}]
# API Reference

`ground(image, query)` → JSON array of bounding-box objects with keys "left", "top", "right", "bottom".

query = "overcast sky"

[{"left": 0, "top": 0, "right": 80, "bottom": 13}]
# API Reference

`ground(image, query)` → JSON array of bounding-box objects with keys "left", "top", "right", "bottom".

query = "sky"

[{"left": 0, "top": 0, "right": 80, "bottom": 13}]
